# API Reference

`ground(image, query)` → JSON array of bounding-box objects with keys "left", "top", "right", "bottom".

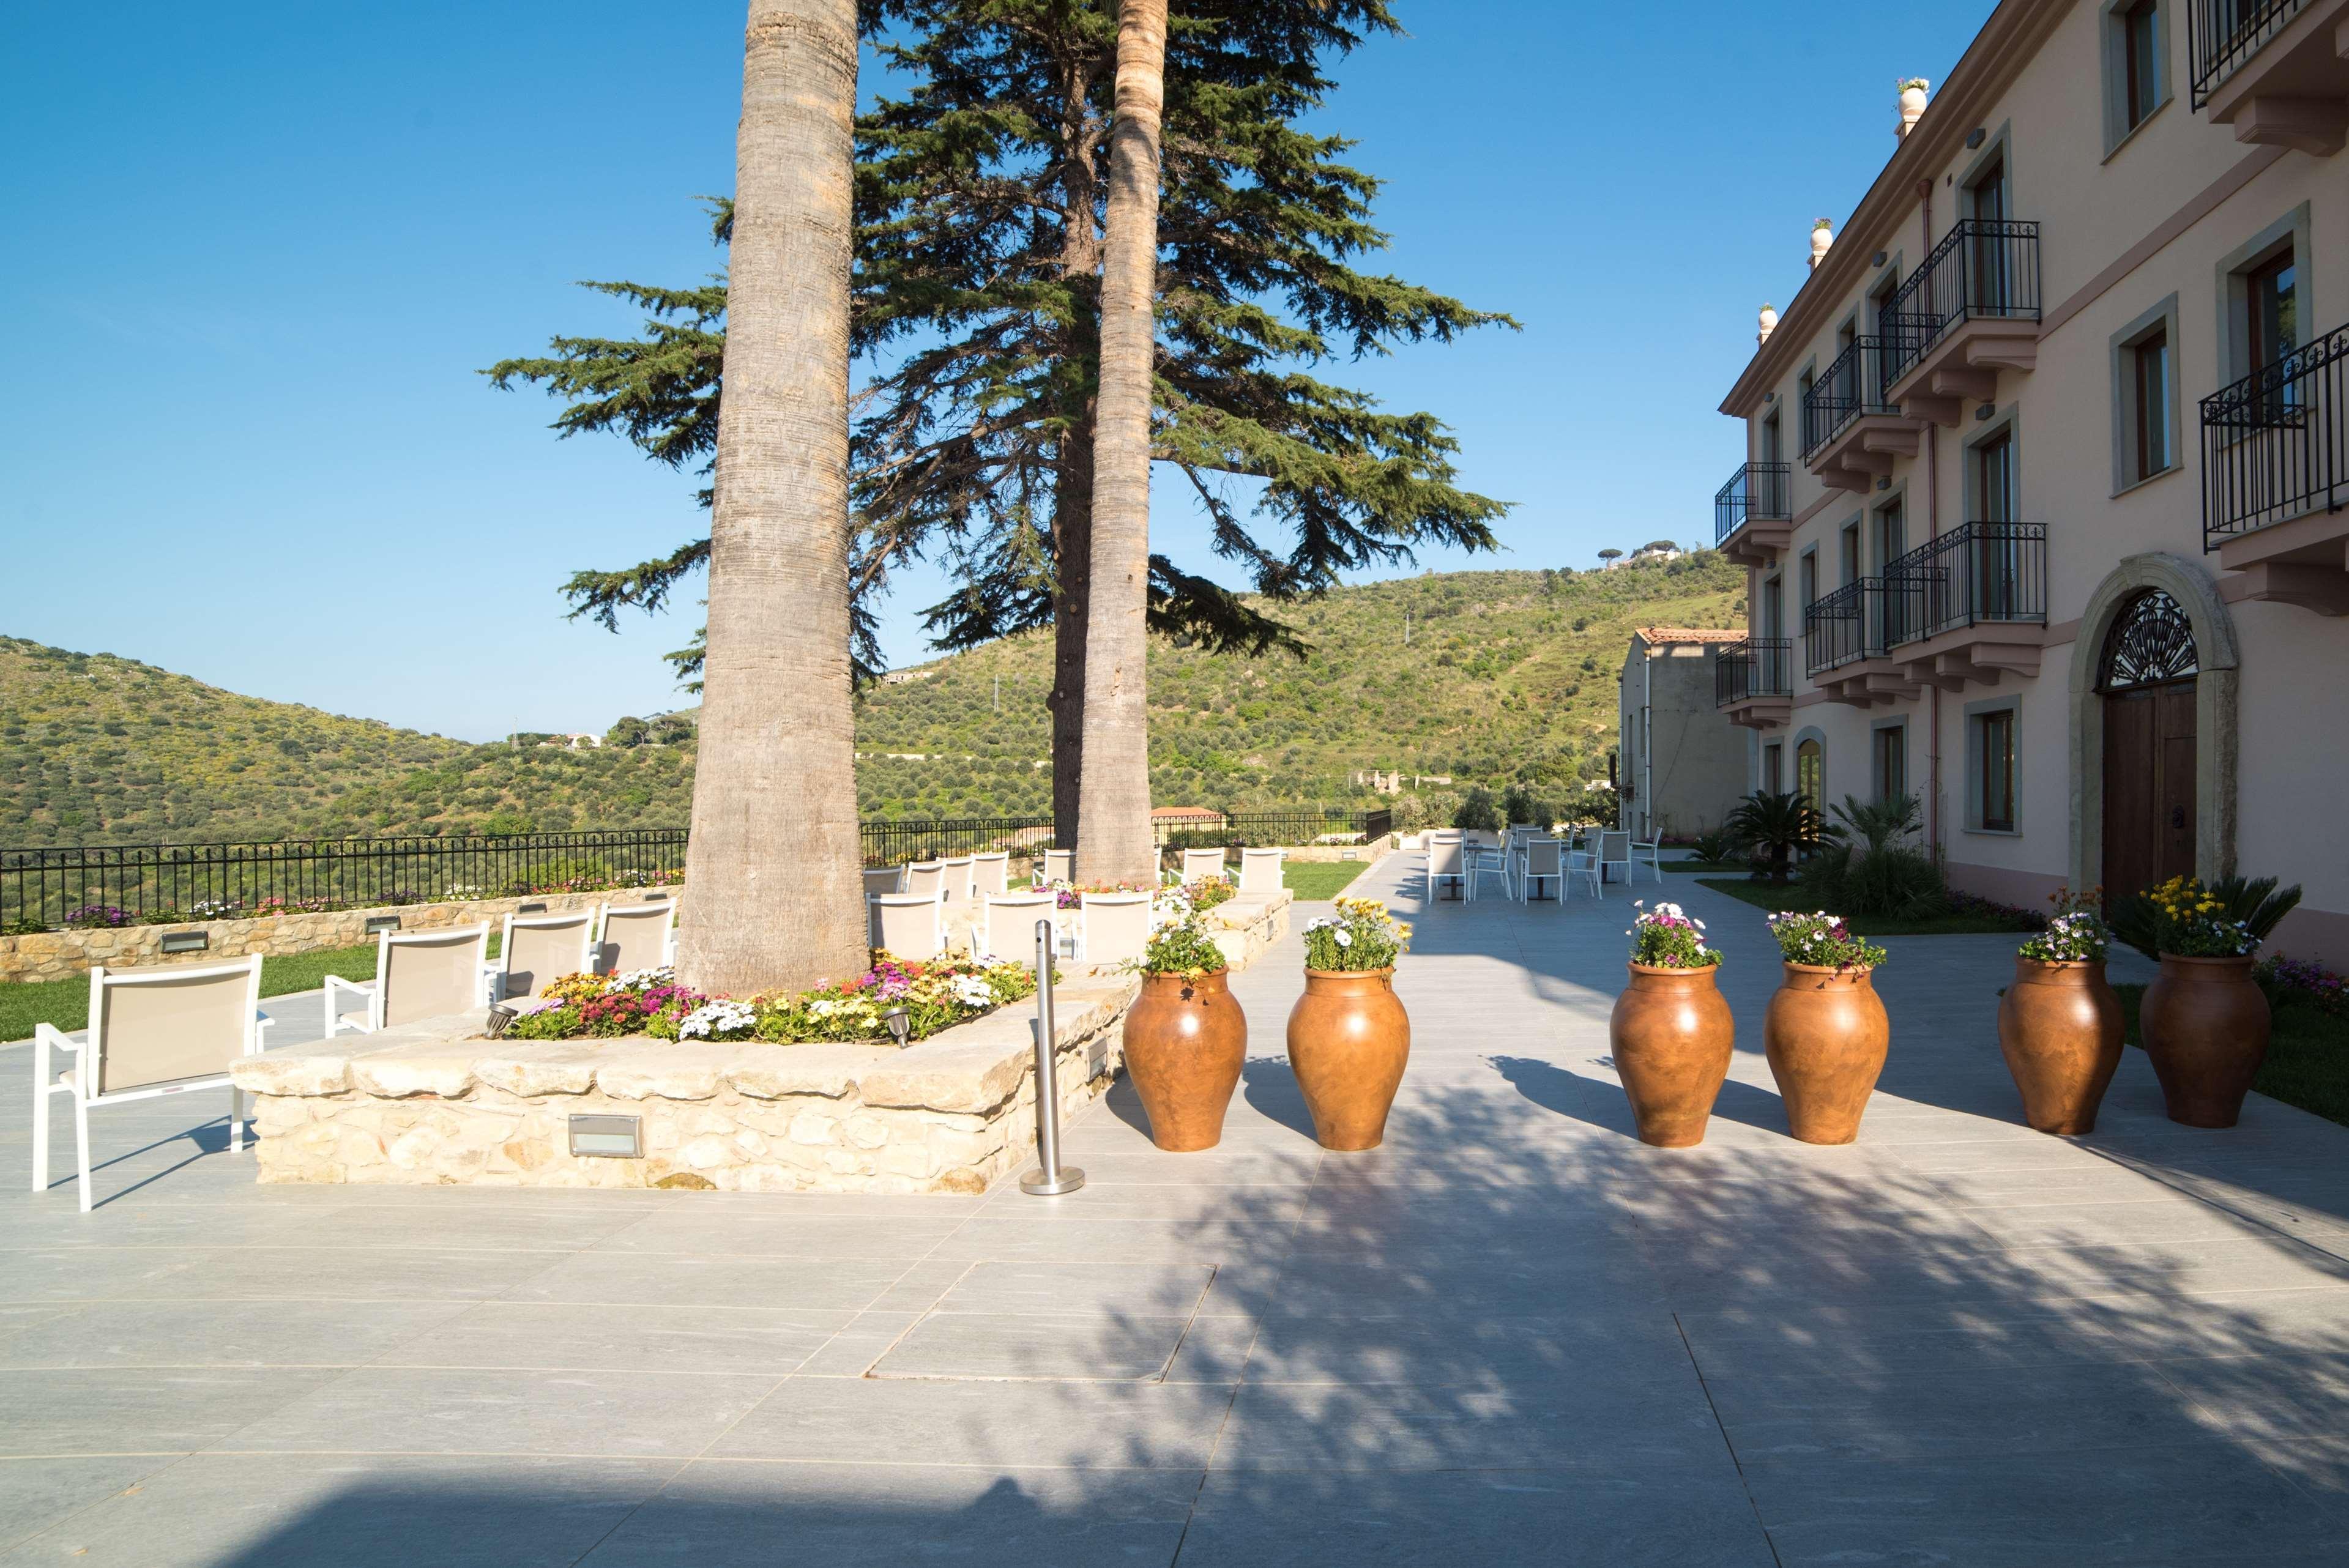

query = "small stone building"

[{"left": 1617, "top": 628, "right": 1749, "bottom": 842}]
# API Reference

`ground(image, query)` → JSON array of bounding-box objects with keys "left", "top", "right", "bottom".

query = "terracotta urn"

[
  {"left": 1285, "top": 968, "right": 1410, "bottom": 1151},
  {"left": 1121, "top": 970, "right": 1248, "bottom": 1152},
  {"left": 1607, "top": 962, "right": 1735, "bottom": 1148},
  {"left": 1996, "top": 957, "right": 2124, "bottom": 1135},
  {"left": 2140, "top": 954, "right": 2271, "bottom": 1128},
  {"left": 1763, "top": 962, "right": 1889, "bottom": 1145}
]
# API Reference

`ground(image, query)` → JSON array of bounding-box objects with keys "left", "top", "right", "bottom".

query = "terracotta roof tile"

[{"left": 1632, "top": 626, "right": 1748, "bottom": 645}]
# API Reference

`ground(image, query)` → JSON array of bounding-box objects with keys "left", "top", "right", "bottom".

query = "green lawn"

[
  {"left": 1285, "top": 860, "right": 1369, "bottom": 900},
  {"left": 1694, "top": 878, "right": 2038, "bottom": 937},
  {"left": 1667, "top": 860, "right": 1750, "bottom": 874},
  {"left": 2113, "top": 983, "right": 2349, "bottom": 1129},
  {"left": 0, "top": 932, "right": 504, "bottom": 1044}
]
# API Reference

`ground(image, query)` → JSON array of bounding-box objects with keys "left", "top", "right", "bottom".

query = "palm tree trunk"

[
  {"left": 1048, "top": 52, "right": 1107, "bottom": 855},
  {"left": 677, "top": 0, "right": 866, "bottom": 996},
  {"left": 1074, "top": 0, "right": 1167, "bottom": 887}
]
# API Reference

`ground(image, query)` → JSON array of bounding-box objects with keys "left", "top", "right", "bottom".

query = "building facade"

[
  {"left": 1714, "top": 0, "right": 2349, "bottom": 962},
  {"left": 1619, "top": 628, "right": 1752, "bottom": 842}
]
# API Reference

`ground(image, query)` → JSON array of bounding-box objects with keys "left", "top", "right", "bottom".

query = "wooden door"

[{"left": 2102, "top": 679, "right": 2197, "bottom": 898}]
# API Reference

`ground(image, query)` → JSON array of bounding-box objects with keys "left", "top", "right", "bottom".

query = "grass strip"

[
  {"left": 1693, "top": 877, "right": 2038, "bottom": 937},
  {"left": 2112, "top": 983, "right": 2349, "bottom": 1130}
]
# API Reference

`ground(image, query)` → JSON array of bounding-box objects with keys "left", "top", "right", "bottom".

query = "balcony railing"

[
  {"left": 1880, "top": 220, "right": 2042, "bottom": 385},
  {"left": 1800, "top": 338, "right": 1899, "bottom": 461},
  {"left": 1803, "top": 579, "right": 1891, "bottom": 675},
  {"left": 1714, "top": 463, "right": 1793, "bottom": 546},
  {"left": 2202, "top": 319, "right": 2349, "bottom": 548},
  {"left": 1881, "top": 522, "right": 2050, "bottom": 645},
  {"left": 2188, "top": 0, "right": 2307, "bottom": 107},
  {"left": 1715, "top": 639, "right": 1794, "bottom": 707}
]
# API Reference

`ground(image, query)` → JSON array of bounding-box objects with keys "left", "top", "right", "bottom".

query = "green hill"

[{"left": 0, "top": 554, "right": 1743, "bottom": 844}]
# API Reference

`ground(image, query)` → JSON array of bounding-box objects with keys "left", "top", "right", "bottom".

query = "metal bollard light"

[{"left": 1019, "top": 917, "right": 1085, "bottom": 1196}]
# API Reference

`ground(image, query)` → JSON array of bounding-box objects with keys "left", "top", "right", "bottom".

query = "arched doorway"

[
  {"left": 2098, "top": 588, "right": 2199, "bottom": 899},
  {"left": 1795, "top": 737, "right": 1822, "bottom": 808}
]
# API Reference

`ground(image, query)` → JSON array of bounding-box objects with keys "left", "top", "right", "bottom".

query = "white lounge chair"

[
  {"left": 1078, "top": 891, "right": 1153, "bottom": 967},
  {"left": 939, "top": 856, "right": 976, "bottom": 915},
  {"left": 493, "top": 911, "right": 597, "bottom": 1001},
  {"left": 872, "top": 891, "right": 946, "bottom": 962},
  {"left": 596, "top": 901, "right": 677, "bottom": 975},
  {"left": 1236, "top": 847, "right": 1284, "bottom": 897},
  {"left": 980, "top": 889, "right": 1058, "bottom": 960},
  {"left": 324, "top": 924, "right": 494, "bottom": 1037},
  {"left": 862, "top": 866, "right": 906, "bottom": 901},
  {"left": 1179, "top": 847, "right": 1228, "bottom": 883},
  {"left": 32, "top": 954, "right": 274, "bottom": 1212}
]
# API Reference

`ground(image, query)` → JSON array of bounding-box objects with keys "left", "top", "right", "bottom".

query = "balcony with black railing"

[
  {"left": 1804, "top": 579, "right": 1927, "bottom": 707},
  {"left": 2202, "top": 319, "right": 2349, "bottom": 612},
  {"left": 1800, "top": 338, "right": 1915, "bottom": 494},
  {"left": 1880, "top": 220, "right": 2042, "bottom": 417},
  {"left": 2187, "top": 0, "right": 2349, "bottom": 151},
  {"left": 1714, "top": 637, "right": 1793, "bottom": 729},
  {"left": 1879, "top": 522, "right": 2052, "bottom": 686},
  {"left": 1714, "top": 461, "right": 1793, "bottom": 563}
]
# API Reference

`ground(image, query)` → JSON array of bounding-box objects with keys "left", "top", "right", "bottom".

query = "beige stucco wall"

[
  {"left": 1721, "top": 0, "right": 2349, "bottom": 964},
  {"left": 1619, "top": 641, "right": 1749, "bottom": 840}
]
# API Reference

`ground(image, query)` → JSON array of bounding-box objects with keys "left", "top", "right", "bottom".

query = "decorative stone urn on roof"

[
  {"left": 1897, "top": 77, "right": 1931, "bottom": 140},
  {"left": 1809, "top": 220, "right": 1834, "bottom": 270},
  {"left": 1757, "top": 302, "right": 1779, "bottom": 346}
]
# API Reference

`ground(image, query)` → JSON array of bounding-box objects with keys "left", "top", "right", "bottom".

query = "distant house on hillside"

[
  {"left": 879, "top": 667, "right": 936, "bottom": 687},
  {"left": 1618, "top": 628, "right": 1747, "bottom": 841}
]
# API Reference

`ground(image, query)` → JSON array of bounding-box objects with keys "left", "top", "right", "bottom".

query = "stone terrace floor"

[{"left": 8, "top": 858, "right": 2349, "bottom": 1565}]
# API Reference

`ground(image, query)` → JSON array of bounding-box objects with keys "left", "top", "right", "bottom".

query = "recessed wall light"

[
  {"left": 1976, "top": 404, "right": 1997, "bottom": 421},
  {"left": 161, "top": 931, "right": 209, "bottom": 954},
  {"left": 1967, "top": 128, "right": 1987, "bottom": 149},
  {"left": 569, "top": 1115, "right": 643, "bottom": 1159},
  {"left": 364, "top": 915, "right": 401, "bottom": 934}
]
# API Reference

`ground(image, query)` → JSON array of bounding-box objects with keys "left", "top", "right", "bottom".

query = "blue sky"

[{"left": 3, "top": 1, "right": 1993, "bottom": 743}]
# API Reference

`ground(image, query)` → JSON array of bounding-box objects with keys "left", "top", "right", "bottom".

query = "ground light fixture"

[
  {"left": 568, "top": 1115, "right": 642, "bottom": 1159},
  {"left": 364, "top": 915, "right": 401, "bottom": 934},
  {"left": 885, "top": 1008, "right": 911, "bottom": 1047},
  {"left": 160, "top": 931, "right": 208, "bottom": 954}
]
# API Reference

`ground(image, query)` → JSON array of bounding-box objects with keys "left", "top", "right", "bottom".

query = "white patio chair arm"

[
  {"left": 32, "top": 1022, "right": 84, "bottom": 1053},
  {"left": 321, "top": 973, "right": 374, "bottom": 1036}
]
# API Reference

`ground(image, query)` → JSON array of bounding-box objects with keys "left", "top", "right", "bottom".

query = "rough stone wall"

[{"left": 1, "top": 886, "right": 679, "bottom": 986}]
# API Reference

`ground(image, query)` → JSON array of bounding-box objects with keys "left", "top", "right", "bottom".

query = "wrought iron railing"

[
  {"left": 1803, "top": 580, "right": 1892, "bottom": 675},
  {"left": 1881, "top": 522, "right": 2050, "bottom": 645},
  {"left": 1800, "top": 338, "right": 1899, "bottom": 460},
  {"left": 1714, "top": 463, "right": 1793, "bottom": 546},
  {"left": 2188, "top": 0, "right": 2306, "bottom": 108},
  {"left": 1881, "top": 220, "right": 2042, "bottom": 385},
  {"left": 860, "top": 816, "right": 1057, "bottom": 869},
  {"left": 1715, "top": 639, "right": 1795, "bottom": 707},
  {"left": 2201, "top": 319, "right": 2348, "bottom": 548}
]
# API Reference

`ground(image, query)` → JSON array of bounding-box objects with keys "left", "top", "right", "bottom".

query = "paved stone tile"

[
  {"left": 0, "top": 1456, "right": 178, "bottom": 1555},
  {"left": 0, "top": 1299, "right": 472, "bottom": 1370},
  {"left": 368, "top": 1302, "right": 852, "bottom": 1375},
  {"left": 0, "top": 1368, "right": 343, "bottom": 1456},
  {"left": 870, "top": 1311, "right": 1194, "bottom": 1381},
  {"left": 589, "top": 1213, "right": 969, "bottom": 1258},
  {"left": 0, "top": 1453, "right": 678, "bottom": 1568},
  {"left": 231, "top": 1367, "right": 777, "bottom": 1458},
  {"left": 1676, "top": 1300, "right": 2145, "bottom": 1380},
  {"left": 0, "top": 1244, "right": 564, "bottom": 1305},
  {"left": 1208, "top": 1377, "right": 1727, "bottom": 1473},
  {"left": 576, "top": 1460, "right": 1199, "bottom": 1568},
  {"left": 707, "top": 1377, "right": 1233, "bottom": 1470},
  {"left": 502, "top": 1250, "right": 906, "bottom": 1312}
]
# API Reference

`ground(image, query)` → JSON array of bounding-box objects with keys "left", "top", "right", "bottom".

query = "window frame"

[
  {"left": 1965, "top": 696, "right": 2022, "bottom": 836},
  {"left": 1871, "top": 719, "right": 1909, "bottom": 808},
  {"left": 2215, "top": 205, "right": 2312, "bottom": 387},
  {"left": 2101, "top": 0, "right": 2170, "bottom": 156},
  {"left": 2109, "top": 293, "right": 2183, "bottom": 496}
]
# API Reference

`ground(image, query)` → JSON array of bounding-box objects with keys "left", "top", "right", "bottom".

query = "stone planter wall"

[
  {"left": 233, "top": 888, "right": 1292, "bottom": 1195},
  {"left": 0, "top": 886, "right": 680, "bottom": 987}
]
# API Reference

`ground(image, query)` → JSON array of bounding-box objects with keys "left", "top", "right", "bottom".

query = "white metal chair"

[
  {"left": 872, "top": 891, "right": 947, "bottom": 962},
  {"left": 1564, "top": 842, "right": 1602, "bottom": 900},
  {"left": 1595, "top": 831, "right": 1632, "bottom": 892},
  {"left": 1078, "top": 891, "right": 1153, "bottom": 967},
  {"left": 1180, "top": 847, "right": 1228, "bottom": 883},
  {"left": 1468, "top": 841, "right": 1513, "bottom": 902},
  {"left": 596, "top": 902, "right": 677, "bottom": 975},
  {"left": 493, "top": 911, "right": 597, "bottom": 1001},
  {"left": 981, "top": 890, "right": 1058, "bottom": 960},
  {"left": 325, "top": 923, "right": 494, "bottom": 1037},
  {"left": 1236, "top": 847, "right": 1284, "bottom": 897},
  {"left": 862, "top": 866, "right": 906, "bottom": 902},
  {"left": 33, "top": 955, "right": 275, "bottom": 1212},
  {"left": 1630, "top": 836, "right": 1664, "bottom": 883},
  {"left": 1035, "top": 849, "right": 1074, "bottom": 887},
  {"left": 1426, "top": 836, "right": 1467, "bottom": 902},
  {"left": 970, "top": 852, "right": 1011, "bottom": 898},
  {"left": 903, "top": 861, "right": 945, "bottom": 901},
  {"left": 1519, "top": 838, "right": 1563, "bottom": 904},
  {"left": 938, "top": 857, "right": 977, "bottom": 917}
]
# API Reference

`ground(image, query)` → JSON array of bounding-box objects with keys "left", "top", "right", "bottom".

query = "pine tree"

[{"left": 486, "top": 1, "right": 1513, "bottom": 839}]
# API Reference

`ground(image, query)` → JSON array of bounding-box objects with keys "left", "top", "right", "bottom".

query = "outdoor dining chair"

[
  {"left": 1426, "top": 836, "right": 1467, "bottom": 902},
  {"left": 325, "top": 923, "right": 494, "bottom": 1037},
  {"left": 596, "top": 901, "right": 677, "bottom": 975},
  {"left": 493, "top": 910, "right": 597, "bottom": 1001},
  {"left": 862, "top": 866, "right": 906, "bottom": 902},
  {"left": 903, "top": 861, "right": 945, "bottom": 900},
  {"left": 980, "top": 889, "right": 1058, "bottom": 960},
  {"left": 1520, "top": 838, "right": 1564, "bottom": 904},
  {"left": 1077, "top": 891, "right": 1153, "bottom": 967},
  {"left": 1596, "top": 831, "right": 1632, "bottom": 891},
  {"left": 939, "top": 857, "right": 977, "bottom": 916},
  {"left": 1035, "top": 849, "right": 1075, "bottom": 887},
  {"left": 1180, "top": 847, "right": 1228, "bottom": 883},
  {"left": 970, "top": 852, "right": 1011, "bottom": 898},
  {"left": 872, "top": 891, "right": 947, "bottom": 962},
  {"left": 1630, "top": 836, "right": 1664, "bottom": 883},
  {"left": 1236, "top": 847, "right": 1285, "bottom": 896},
  {"left": 1564, "top": 842, "right": 1602, "bottom": 900},
  {"left": 1467, "top": 841, "right": 1513, "bottom": 902},
  {"left": 33, "top": 954, "right": 275, "bottom": 1212}
]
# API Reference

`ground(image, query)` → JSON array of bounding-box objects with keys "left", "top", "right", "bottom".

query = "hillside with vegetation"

[{"left": 0, "top": 555, "right": 1743, "bottom": 844}]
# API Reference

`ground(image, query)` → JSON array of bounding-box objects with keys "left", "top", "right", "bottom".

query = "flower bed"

[{"left": 501, "top": 956, "right": 1040, "bottom": 1047}]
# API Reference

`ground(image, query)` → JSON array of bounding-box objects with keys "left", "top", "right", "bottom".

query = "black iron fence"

[
  {"left": 1714, "top": 463, "right": 1793, "bottom": 546},
  {"left": 2188, "top": 0, "right": 2304, "bottom": 107},
  {"left": 1880, "top": 220, "right": 2042, "bottom": 385},
  {"left": 1803, "top": 579, "right": 1891, "bottom": 676},
  {"left": 1801, "top": 338, "right": 1899, "bottom": 459},
  {"left": 1714, "top": 639, "right": 1794, "bottom": 707},
  {"left": 1, "top": 831, "right": 689, "bottom": 935},
  {"left": 858, "top": 816, "right": 1056, "bottom": 869},
  {"left": 1882, "top": 522, "right": 2050, "bottom": 644},
  {"left": 1154, "top": 808, "right": 1389, "bottom": 850},
  {"left": 2202, "top": 318, "right": 2348, "bottom": 548}
]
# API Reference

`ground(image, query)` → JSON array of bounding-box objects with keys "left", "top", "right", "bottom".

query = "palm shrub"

[
  {"left": 1723, "top": 790, "right": 1822, "bottom": 884},
  {"left": 1795, "top": 793, "right": 1947, "bottom": 917},
  {"left": 2109, "top": 875, "right": 2301, "bottom": 962}
]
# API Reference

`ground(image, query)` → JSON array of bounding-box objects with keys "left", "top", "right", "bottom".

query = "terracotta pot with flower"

[
  {"left": 1762, "top": 912, "right": 1891, "bottom": 1145},
  {"left": 1120, "top": 920, "right": 1248, "bottom": 1151},
  {"left": 1286, "top": 898, "right": 1413, "bottom": 1150},
  {"left": 1997, "top": 892, "right": 2123, "bottom": 1135},
  {"left": 2110, "top": 875, "right": 2301, "bottom": 1128},
  {"left": 1609, "top": 901, "right": 1733, "bottom": 1147}
]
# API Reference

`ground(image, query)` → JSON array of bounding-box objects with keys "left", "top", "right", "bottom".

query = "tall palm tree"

[
  {"left": 1075, "top": 0, "right": 1169, "bottom": 886},
  {"left": 677, "top": 0, "right": 868, "bottom": 995}
]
